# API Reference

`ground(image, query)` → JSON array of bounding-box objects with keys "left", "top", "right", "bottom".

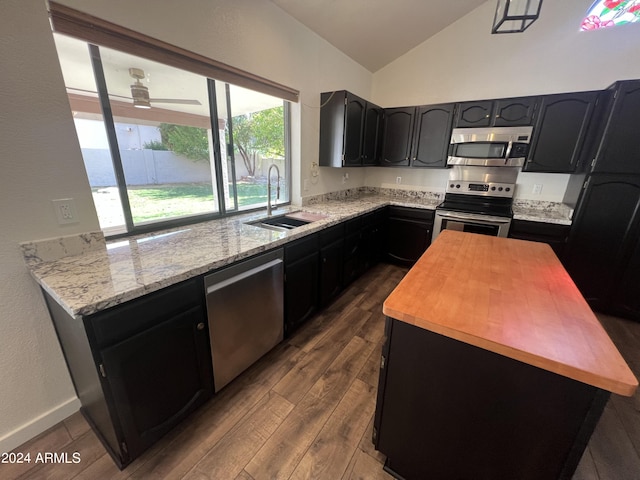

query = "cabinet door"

[
  {"left": 343, "top": 93, "right": 366, "bottom": 166},
  {"left": 99, "top": 306, "right": 213, "bottom": 460},
  {"left": 525, "top": 92, "right": 598, "bottom": 173},
  {"left": 611, "top": 235, "right": 640, "bottom": 321},
  {"left": 386, "top": 216, "right": 432, "bottom": 266},
  {"left": 593, "top": 80, "right": 640, "bottom": 174},
  {"left": 319, "top": 238, "right": 344, "bottom": 306},
  {"left": 493, "top": 97, "right": 537, "bottom": 126},
  {"left": 411, "top": 104, "right": 455, "bottom": 168},
  {"left": 380, "top": 107, "right": 415, "bottom": 166},
  {"left": 507, "top": 220, "right": 570, "bottom": 259},
  {"left": 565, "top": 174, "right": 640, "bottom": 310},
  {"left": 362, "top": 103, "right": 383, "bottom": 166},
  {"left": 284, "top": 251, "right": 319, "bottom": 334},
  {"left": 455, "top": 100, "right": 494, "bottom": 128}
]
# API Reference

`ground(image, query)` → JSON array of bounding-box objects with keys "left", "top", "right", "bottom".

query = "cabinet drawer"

[
  {"left": 285, "top": 233, "right": 318, "bottom": 263},
  {"left": 320, "top": 223, "right": 345, "bottom": 245},
  {"left": 388, "top": 206, "right": 434, "bottom": 222},
  {"left": 87, "top": 278, "right": 202, "bottom": 348}
]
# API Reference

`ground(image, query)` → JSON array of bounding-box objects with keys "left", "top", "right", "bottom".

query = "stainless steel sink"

[{"left": 246, "top": 214, "right": 312, "bottom": 232}]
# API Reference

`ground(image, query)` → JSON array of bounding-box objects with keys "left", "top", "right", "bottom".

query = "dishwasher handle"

[{"left": 205, "top": 258, "right": 283, "bottom": 294}]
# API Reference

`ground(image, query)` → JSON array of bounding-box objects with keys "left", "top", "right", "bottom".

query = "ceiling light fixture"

[{"left": 492, "top": 0, "right": 543, "bottom": 34}]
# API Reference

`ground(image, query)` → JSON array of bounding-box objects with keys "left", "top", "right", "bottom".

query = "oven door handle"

[
  {"left": 436, "top": 211, "right": 511, "bottom": 223},
  {"left": 504, "top": 140, "right": 513, "bottom": 164}
]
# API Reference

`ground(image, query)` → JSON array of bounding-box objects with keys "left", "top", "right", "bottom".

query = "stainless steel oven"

[{"left": 432, "top": 166, "right": 518, "bottom": 243}]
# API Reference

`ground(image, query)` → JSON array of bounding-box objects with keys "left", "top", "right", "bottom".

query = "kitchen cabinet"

[
  {"left": 592, "top": 80, "right": 640, "bottom": 174},
  {"left": 380, "top": 107, "right": 415, "bottom": 166},
  {"left": 284, "top": 234, "right": 319, "bottom": 335},
  {"left": 611, "top": 236, "right": 640, "bottom": 320},
  {"left": 381, "top": 104, "right": 454, "bottom": 168},
  {"left": 43, "top": 278, "right": 213, "bottom": 468},
  {"left": 343, "top": 216, "right": 363, "bottom": 286},
  {"left": 386, "top": 206, "right": 434, "bottom": 266},
  {"left": 524, "top": 92, "right": 600, "bottom": 173},
  {"left": 319, "top": 224, "right": 344, "bottom": 306},
  {"left": 361, "top": 208, "right": 387, "bottom": 271},
  {"left": 565, "top": 174, "right": 640, "bottom": 316},
  {"left": 410, "top": 103, "right": 455, "bottom": 168},
  {"left": 508, "top": 219, "right": 571, "bottom": 259},
  {"left": 319, "top": 90, "right": 382, "bottom": 167},
  {"left": 455, "top": 97, "right": 537, "bottom": 128}
]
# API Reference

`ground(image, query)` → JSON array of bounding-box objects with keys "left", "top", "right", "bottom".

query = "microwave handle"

[{"left": 504, "top": 140, "right": 513, "bottom": 164}]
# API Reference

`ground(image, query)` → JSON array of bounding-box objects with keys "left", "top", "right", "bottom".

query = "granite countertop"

[{"left": 23, "top": 193, "right": 571, "bottom": 318}]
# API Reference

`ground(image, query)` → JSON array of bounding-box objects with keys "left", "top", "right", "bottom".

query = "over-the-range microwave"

[{"left": 447, "top": 126, "right": 533, "bottom": 167}]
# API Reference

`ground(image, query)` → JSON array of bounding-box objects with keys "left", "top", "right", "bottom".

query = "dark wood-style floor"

[{"left": 3, "top": 263, "right": 640, "bottom": 480}]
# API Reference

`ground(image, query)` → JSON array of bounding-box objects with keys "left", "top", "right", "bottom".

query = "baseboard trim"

[{"left": 0, "top": 397, "right": 81, "bottom": 453}]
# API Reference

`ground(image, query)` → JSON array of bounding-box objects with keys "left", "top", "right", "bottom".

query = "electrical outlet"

[
  {"left": 532, "top": 184, "right": 543, "bottom": 195},
  {"left": 396, "top": 176, "right": 402, "bottom": 185},
  {"left": 52, "top": 198, "right": 79, "bottom": 224}
]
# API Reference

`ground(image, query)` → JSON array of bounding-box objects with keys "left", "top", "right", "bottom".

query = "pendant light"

[{"left": 492, "top": 0, "right": 543, "bottom": 34}]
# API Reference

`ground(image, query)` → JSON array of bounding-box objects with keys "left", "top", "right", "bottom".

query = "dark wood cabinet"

[
  {"left": 410, "top": 103, "right": 455, "bottom": 168},
  {"left": 611, "top": 235, "right": 640, "bottom": 320},
  {"left": 362, "top": 103, "right": 383, "bottom": 166},
  {"left": 592, "top": 80, "right": 640, "bottom": 175},
  {"left": 455, "top": 97, "right": 537, "bottom": 128},
  {"left": 319, "top": 90, "right": 381, "bottom": 167},
  {"left": 565, "top": 174, "right": 640, "bottom": 315},
  {"left": 319, "top": 224, "right": 344, "bottom": 306},
  {"left": 524, "top": 92, "right": 599, "bottom": 173},
  {"left": 386, "top": 206, "right": 433, "bottom": 266},
  {"left": 380, "top": 107, "right": 415, "bottom": 166},
  {"left": 508, "top": 219, "right": 571, "bottom": 259},
  {"left": 43, "top": 278, "right": 213, "bottom": 468},
  {"left": 284, "top": 234, "right": 319, "bottom": 335}
]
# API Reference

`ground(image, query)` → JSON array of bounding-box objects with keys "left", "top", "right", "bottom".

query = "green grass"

[{"left": 116, "top": 182, "right": 270, "bottom": 223}]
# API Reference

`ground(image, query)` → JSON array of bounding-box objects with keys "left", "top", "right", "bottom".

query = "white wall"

[
  {"left": 370, "top": 0, "right": 640, "bottom": 202},
  {"left": 0, "top": 0, "right": 371, "bottom": 452}
]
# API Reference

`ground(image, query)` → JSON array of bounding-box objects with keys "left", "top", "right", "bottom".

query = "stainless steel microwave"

[{"left": 447, "top": 126, "right": 533, "bottom": 167}]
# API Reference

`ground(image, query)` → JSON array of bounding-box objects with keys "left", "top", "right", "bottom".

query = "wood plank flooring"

[{"left": 3, "top": 262, "right": 640, "bottom": 480}]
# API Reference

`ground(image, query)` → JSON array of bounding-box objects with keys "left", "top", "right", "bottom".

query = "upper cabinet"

[
  {"left": 319, "top": 90, "right": 382, "bottom": 167},
  {"left": 380, "top": 104, "right": 454, "bottom": 168},
  {"left": 455, "top": 97, "right": 537, "bottom": 128},
  {"left": 411, "top": 104, "right": 455, "bottom": 168},
  {"left": 380, "top": 107, "right": 415, "bottom": 166},
  {"left": 524, "top": 92, "right": 600, "bottom": 173},
  {"left": 592, "top": 80, "right": 640, "bottom": 175}
]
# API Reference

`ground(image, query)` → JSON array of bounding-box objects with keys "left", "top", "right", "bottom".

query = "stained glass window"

[{"left": 581, "top": 0, "right": 640, "bottom": 30}]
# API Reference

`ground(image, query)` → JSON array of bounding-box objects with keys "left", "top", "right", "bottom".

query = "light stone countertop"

[{"left": 24, "top": 193, "right": 570, "bottom": 318}]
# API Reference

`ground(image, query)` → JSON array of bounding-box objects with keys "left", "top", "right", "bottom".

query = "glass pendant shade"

[{"left": 492, "top": 0, "right": 543, "bottom": 34}]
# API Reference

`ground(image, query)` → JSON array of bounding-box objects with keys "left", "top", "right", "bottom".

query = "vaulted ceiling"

[{"left": 269, "top": 0, "right": 488, "bottom": 72}]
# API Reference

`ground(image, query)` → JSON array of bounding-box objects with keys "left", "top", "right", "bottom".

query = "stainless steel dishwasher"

[{"left": 204, "top": 249, "right": 284, "bottom": 392}]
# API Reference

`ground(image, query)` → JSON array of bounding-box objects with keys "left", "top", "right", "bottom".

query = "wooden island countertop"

[{"left": 383, "top": 230, "right": 638, "bottom": 397}]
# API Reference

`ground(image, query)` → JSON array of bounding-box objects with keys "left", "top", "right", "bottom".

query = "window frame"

[{"left": 50, "top": 3, "right": 295, "bottom": 238}]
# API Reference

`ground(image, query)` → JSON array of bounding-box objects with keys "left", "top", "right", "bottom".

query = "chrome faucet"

[{"left": 267, "top": 164, "right": 280, "bottom": 216}]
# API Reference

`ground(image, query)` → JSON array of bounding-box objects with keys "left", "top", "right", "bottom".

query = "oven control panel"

[{"left": 446, "top": 181, "right": 515, "bottom": 198}]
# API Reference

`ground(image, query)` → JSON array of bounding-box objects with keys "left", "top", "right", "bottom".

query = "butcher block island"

[{"left": 373, "top": 230, "right": 637, "bottom": 480}]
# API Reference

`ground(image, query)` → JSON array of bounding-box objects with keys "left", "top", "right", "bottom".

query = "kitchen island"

[{"left": 373, "top": 230, "right": 637, "bottom": 480}]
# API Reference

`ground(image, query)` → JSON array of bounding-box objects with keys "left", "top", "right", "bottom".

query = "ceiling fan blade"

[{"left": 149, "top": 98, "right": 202, "bottom": 105}]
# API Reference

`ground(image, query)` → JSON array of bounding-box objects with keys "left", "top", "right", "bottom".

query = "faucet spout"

[{"left": 267, "top": 164, "right": 280, "bottom": 216}]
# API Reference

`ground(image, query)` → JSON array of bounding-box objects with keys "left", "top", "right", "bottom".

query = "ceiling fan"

[{"left": 128, "top": 68, "right": 201, "bottom": 109}]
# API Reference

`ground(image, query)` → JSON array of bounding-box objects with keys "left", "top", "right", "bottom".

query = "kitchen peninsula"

[{"left": 374, "top": 230, "right": 638, "bottom": 480}]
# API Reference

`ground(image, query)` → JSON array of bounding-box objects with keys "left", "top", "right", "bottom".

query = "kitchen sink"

[{"left": 246, "top": 211, "right": 327, "bottom": 232}]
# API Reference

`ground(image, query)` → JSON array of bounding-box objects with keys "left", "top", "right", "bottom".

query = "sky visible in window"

[{"left": 581, "top": 0, "right": 640, "bottom": 30}]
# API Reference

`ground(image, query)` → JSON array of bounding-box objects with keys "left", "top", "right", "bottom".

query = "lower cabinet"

[
  {"left": 44, "top": 278, "right": 213, "bottom": 468},
  {"left": 284, "top": 234, "right": 319, "bottom": 335},
  {"left": 386, "top": 206, "right": 434, "bottom": 266},
  {"left": 508, "top": 220, "right": 571, "bottom": 259},
  {"left": 319, "top": 224, "right": 345, "bottom": 307}
]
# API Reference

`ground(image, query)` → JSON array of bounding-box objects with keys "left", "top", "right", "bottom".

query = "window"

[
  {"left": 53, "top": 34, "right": 290, "bottom": 237},
  {"left": 581, "top": 1, "right": 640, "bottom": 30}
]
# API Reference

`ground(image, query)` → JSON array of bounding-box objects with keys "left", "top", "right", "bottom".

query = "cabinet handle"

[
  {"left": 197, "top": 322, "right": 205, "bottom": 331},
  {"left": 323, "top": 258, "right": 327, "bottom": 263}
]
